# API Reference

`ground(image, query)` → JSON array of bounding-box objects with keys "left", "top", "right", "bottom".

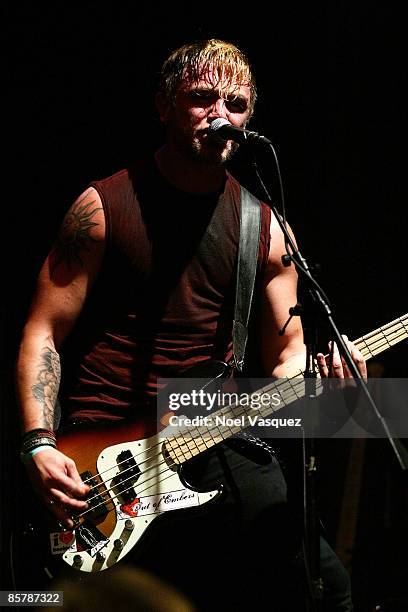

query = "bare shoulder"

[
  {"left": 59, "top": 186, "right": 105, "bottom": 243},
  {"left": 267, "top": 213, "right": 298, "bottom": 274},
  {"left": 25, "top": 188, "right": 106, "bottom": 344},
  {"left": 49, "top": 187, "right": 105, "bottom": 277}
]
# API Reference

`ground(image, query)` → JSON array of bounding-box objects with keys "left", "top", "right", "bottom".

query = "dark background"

[{"left": 2, "top": 2, "right": 408, "bottom": 609}]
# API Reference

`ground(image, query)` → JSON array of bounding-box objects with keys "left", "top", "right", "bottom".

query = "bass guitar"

[{"left": 44, "top": 314, "right": 407, "bottom": 572}]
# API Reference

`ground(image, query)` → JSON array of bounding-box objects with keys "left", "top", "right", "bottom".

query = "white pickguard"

[{"left": 62, "top": 434, "right": 220, "bottom": 572}]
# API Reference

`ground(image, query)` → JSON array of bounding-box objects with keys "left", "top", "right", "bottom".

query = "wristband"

[
  {"left": 21, "top": 428, "right": 55, "bottom": 441},
  {"left": 21, "top": 436, "right": 57, "bottom": 455},
  {"left": 20, "top": 443, "right": 57, "bottom": 464}
]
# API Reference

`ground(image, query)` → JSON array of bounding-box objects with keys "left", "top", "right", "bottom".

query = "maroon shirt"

[{"left": 62, "top": 159, "right": 271, "bottom": 422}]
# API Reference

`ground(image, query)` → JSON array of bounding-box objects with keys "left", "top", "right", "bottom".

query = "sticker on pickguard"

[
  {"left": 89, "top": 539, "right": 109, "bottom": 558},
  {"left": 120, "top": 497, "right": 141, "bottom": 518},
  {"left": 75, "top": 523, "right": 109, "bottom": 556},
  {"left": 50, "top": 531, "right": 76, "bottom": 555},
  {"left": 117, "top": 489, "right": 199, "bottom": 520}
]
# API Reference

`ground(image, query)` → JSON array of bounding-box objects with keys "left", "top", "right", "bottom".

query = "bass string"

[{"left": 76, "top": 376, "right": 307, "bottom": 517}]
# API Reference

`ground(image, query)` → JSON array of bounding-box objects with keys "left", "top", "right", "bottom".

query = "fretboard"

[
  {"left": 353, "top": 313, "right": 408, "bottom": 359},
  {"left": 165, "top": 314, "right": 408, "bottom": 465}
]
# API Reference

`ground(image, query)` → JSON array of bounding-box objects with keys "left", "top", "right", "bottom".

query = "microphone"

[{"left": 208, "top": 118, "right": 272, "bottom": 147}]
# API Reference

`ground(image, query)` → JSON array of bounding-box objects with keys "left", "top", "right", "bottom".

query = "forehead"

[{"left": 179, "top": 66, "right": 251, "bottom": 100}]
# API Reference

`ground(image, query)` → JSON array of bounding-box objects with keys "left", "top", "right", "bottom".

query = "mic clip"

[{"left": 278, "top": 303, "right": 302, "bottom": 336}]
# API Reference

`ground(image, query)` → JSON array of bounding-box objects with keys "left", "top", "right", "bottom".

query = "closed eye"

[
  {"left": 225, "top": 99, "right": 248, "bottom": 113},
  {"left": 187, "top": 89, "right": 249, "bottom": 113},
  {"left": 189, "top": 90, "right": 216, "bottom": 102}
]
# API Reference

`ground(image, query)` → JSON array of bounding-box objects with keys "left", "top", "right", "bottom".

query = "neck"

[{"left": 154, "top": 145, "right": 226, "bottom": 195}]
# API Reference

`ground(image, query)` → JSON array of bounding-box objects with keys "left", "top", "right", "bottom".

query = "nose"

[{"left": 208, "top": 97, "right": 227, "bottom": 120}]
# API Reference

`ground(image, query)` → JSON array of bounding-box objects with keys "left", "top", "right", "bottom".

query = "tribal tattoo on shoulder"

[
  {"left": 31, "top": 347, "right": 61, "bottom": 430},
  {"left": 50, "top": 195, "right": 103, "bottom": 275}
]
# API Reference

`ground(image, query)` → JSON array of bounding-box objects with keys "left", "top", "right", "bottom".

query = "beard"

[
  {"left": 169, "top": 125, "right": 239, "bottom": 166},
  {"left": 190, "top": 134, "right": 239, "bottom": 165}
]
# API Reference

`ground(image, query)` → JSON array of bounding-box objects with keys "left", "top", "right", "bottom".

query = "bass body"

[{"left": 53, "top": 406, "right": 223, "bottom": 573}]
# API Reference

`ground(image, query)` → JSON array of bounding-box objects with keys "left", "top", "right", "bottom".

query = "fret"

[{"left": 355, "top": 316, "right": 408, "bottom": 359}]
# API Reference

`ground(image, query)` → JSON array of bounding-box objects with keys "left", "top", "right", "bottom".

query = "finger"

[
  {"left": 65, "top": 461, "right": 90, "bottom": 495},
  {"left": 49, "top": 487, "right": 89, "bottom": 510},
  {"left": 340, "top": 355, "right": 352, "bottom": 378},
  {"left": 338, "top": 335, "right": 352, "bottom": 376},
  {"left": 345, "top": 337, "right": 367, "bottom": 380},
  {"left": 53, "top": 471, "right": 89, "bottom": 499},
  {"left": 329, "top": 341, "right": 344, "bottom": 379},
  {"left": 45, "top": 498, "right": 75, "bottom": 528},
  {"left": 316, "top": 353, "right": 328, "bottom": 377}
]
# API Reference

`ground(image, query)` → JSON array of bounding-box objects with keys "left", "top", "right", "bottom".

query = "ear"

[{"left": 155, "top": 91, "right": 171, "bottom": 124}]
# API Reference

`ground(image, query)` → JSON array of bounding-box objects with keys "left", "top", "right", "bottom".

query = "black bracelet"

[
  {"left": 22, "top": 428, "right": 56, "bottom": 442},
  {"left": 21, "top": 436, "right": 57, "bottom": 455}
]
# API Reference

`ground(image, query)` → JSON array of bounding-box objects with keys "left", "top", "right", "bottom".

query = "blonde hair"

[{"left": 159, "top": 39, "right": 257, "bottom": 115}]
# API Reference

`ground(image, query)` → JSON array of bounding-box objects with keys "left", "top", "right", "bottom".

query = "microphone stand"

[{"left": 246, "top": 144, "right": 408, "bottom": 610}]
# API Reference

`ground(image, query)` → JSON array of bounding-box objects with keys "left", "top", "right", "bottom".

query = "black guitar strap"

[
  {"left": 227, "top": 186, "right": 274, "bottom": 464},
  {"left": 232, "top": 185, "right": 262, "bottom": 372}
]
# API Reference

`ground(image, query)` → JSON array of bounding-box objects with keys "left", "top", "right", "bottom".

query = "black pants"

[{"left": 131, "top": 442, "right": 353, "bottom": 611}]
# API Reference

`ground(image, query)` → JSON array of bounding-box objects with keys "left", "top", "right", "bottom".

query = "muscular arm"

[
  {"left": 261, "top": 216, "right": 305, "bottom": 378},
  {"left": 15, "top": 188, "right": 105, "bottom": 524},
  {"left": 16, "top": 187, "right": 105, "bottom": 432},
  {"left": 260, "top": 215, "right": 367, "bottom": 381}
]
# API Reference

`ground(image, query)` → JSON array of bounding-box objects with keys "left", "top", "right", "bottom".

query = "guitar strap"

[
  {"left": 227, "top": 185, "right": 275, "bottom": 464},
  {"left": 232, "top": 185, "right": 262, "bottom": 372}
]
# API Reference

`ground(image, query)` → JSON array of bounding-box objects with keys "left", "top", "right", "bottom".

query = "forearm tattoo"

[
  {"left": 31, "top": 347, "right": 61, "bottom": 430},
  {"left": 50, "top": 195, "right": 102, "bottom": 274}
]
